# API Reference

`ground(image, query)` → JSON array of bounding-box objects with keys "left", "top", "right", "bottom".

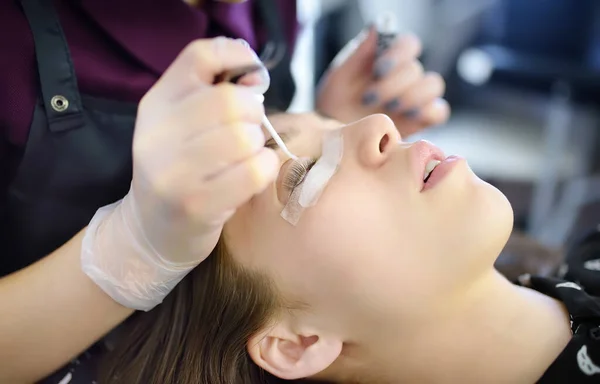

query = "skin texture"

[
  {"left": 103, "top": 113, "right": 572, "bottom": 384},
  {"left": 223, "top": 114, "right": 572, "bottom": 383},
  {"left": 227, "top": 113, "right": 514, "bottom": 321},
  {"left": 0, "top": 230, "right": 134, "bottom": 383}
]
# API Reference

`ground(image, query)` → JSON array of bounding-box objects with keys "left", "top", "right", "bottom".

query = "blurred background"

[{"left": 288, "top": 0, "right": 600, "bottom": 253}]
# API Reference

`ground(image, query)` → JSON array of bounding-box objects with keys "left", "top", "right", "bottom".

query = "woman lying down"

[{"left": 102, "top": 114, "right": 600, "bottom": 384}]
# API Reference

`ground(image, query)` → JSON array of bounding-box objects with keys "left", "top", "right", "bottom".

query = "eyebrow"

[{"left": 263, "top": 126, "right": 299, "bottom": 149}]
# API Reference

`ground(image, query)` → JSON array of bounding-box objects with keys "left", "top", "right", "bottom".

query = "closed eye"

[
  {"left": 281, "top": 158, "right": 318, "bottom": 191},
  {"left": 264, "top": 132, "right": 292, "bottom": 149}
]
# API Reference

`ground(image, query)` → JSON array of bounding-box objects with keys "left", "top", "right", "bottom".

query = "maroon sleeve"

[{"left": 0, "top": 2, "right": 38, "bottom": 199}]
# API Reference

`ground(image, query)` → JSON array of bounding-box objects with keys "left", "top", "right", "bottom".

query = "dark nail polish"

[
  {"left": 404, "top": 108, "right": 420, "bottom": 119},
  {"left": 384, "top": 98, "right": 401, "bottom": 112},
  {"left": 362, "top": 91, "right": 378, "bottom": 106},
  {"left": 374, "top": 59, "right": 394, "bottom": 79}
]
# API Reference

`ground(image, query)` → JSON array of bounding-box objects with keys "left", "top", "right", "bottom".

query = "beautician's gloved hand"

[
  {"left": 81, "top": 37, "right": 278, "bottom": 311},
  {"left": 316, "top": 26, "right": 451, "bottom": 137}
]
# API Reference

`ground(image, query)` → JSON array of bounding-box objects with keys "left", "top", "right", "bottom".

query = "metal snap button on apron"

[{"left": 50, "top": 95, "right": 69, "bottom": 112}]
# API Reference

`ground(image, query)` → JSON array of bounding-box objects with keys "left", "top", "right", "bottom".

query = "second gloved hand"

[{"left": 81, "top": 37, "right": 278, "bottom": 311}]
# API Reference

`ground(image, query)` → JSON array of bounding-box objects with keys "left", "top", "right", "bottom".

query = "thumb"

[{"left": 329, "top": 25, "right": 377, "bottom": 75}]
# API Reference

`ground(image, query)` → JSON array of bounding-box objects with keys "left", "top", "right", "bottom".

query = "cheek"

[{"left": 282, "top": 178, "right": 435, "bottom": 312}]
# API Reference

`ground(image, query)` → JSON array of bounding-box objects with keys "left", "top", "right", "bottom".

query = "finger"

[
  {"left": 330, "top": 26, "right": 377, "bottom": 74},
  {"left": 373, "top": 33, "right": 423, "bottom": 79},
  {"left": 149, "top": 37, "right": 264, "bottom": 103},
  {"left": 412, "top": 98, "right": 451, "bottom": 127},
  {"left": 233, "top": 38, "right": 271, "bottom": 93},
  {"left": 136, "top": 83, "right": 265, "bottom": 171},
  {"left": 362, "top": 60, "right": 424, "bottom": 111},
  {"left": 183, "top": 122, "right": 266, "bottom": 179},
  {"left": 393, "top": 119, "right": 423, "bottom": 138},
  {"left": 237, "top": 68, "right": 271, "bottom": 95},
  {"left": 392, "top": 98, "right": 450, "bottom": 137},
  {"left": 392, "top": 72, "right": 446, "bottom": 114},
  {"left": 176, "top": 83, "right": 265, "bottom": 128},
  {"left": 186, "top": 148, "right": 280, "bottom": 220}
]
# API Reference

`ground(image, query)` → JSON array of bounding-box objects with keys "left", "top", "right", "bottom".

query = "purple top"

[{"left": 0, "top": 0, "right": 297, "bottom": 185}]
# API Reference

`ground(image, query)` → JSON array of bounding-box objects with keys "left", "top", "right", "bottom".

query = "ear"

[{"left": 247, "top": 322, "right": 343, "bottom": 380}]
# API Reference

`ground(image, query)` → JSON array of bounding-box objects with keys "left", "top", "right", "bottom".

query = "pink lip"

[
  {"left": 421, "top": 155, "right": 464, "bottom": 191},
  {"left": 408, "top": 140, "right": 447, "bottom": 191}
]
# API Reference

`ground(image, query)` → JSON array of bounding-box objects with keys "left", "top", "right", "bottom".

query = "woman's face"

[{"left": 224, "top": 113, "right": 513, "bottom": 330}]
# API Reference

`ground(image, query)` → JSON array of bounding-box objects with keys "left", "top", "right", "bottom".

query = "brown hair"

[{"left": 100, "top": 238, "right": 289, "bottom": 384}]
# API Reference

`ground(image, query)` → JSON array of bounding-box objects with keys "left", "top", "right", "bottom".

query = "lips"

[{"left": 408, "top": 140, "right": 446, "bottom": 190}]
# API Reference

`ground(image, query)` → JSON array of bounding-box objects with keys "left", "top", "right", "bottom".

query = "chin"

[
  {"left": 469, "top": 177, "right": 515, "bottom": 266},
  {"left": 432, "top": 161, "right": 515, "bottom": 265}
]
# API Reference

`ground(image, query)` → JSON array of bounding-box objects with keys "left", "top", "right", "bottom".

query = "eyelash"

[{"left": 281, "top": 158, "right": 318, "bottom": 191}]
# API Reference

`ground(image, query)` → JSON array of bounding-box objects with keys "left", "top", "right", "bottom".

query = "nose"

[{"left": 344, "top": 114, "right": 401, "bottom": 168}]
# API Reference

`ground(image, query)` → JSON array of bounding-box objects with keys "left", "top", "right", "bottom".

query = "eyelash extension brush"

[
  {"left": 214, "top": 64, "right": 299, "bottom": 161},
  {"left": 261, "top": 115, "right": 298, "bottom": 161}
]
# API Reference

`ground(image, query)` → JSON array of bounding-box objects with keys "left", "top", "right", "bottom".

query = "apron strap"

[{"left": 19, "top": 0, "right": 85, "bottom": 132}]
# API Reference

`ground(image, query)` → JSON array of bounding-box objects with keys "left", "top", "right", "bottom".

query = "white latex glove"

[{"left": 81, "top": 37, "right": 277, "bottom": 311}]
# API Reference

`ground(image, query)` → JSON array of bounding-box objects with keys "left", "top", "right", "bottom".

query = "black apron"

[
  {"left": 2, "top": 0, "right": 295, "bottom": 382},
  {"left": 1, "top": 0, "right": 295, "bottom": 275},
  {"left": 0, "top": 0, "right": 138, "bottom": 276}
]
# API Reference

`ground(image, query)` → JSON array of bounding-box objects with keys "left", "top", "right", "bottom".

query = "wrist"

[{"left": 81, "top": 197, "right": 193, "bottom": 311}]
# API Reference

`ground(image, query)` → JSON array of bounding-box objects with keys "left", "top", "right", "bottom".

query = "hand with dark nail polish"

[
  {"left": 404, "top": 108, "right": 420, "bottom": 119},
  {"left": 374, "top": 59, "right": 394, "bottom": 79},
  {"left": 384, "top": 99, "right": 401, "bottom": 112},
  {"left": 362, "top": 91, "right": 378, "bottom": 106},
  {"left": 315, "top": 25, "right": 450, "bottom": 138}
]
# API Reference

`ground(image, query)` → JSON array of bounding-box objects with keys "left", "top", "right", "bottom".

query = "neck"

[{"left": 346, "top": 270, "right": 572, "bottom": 383}]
